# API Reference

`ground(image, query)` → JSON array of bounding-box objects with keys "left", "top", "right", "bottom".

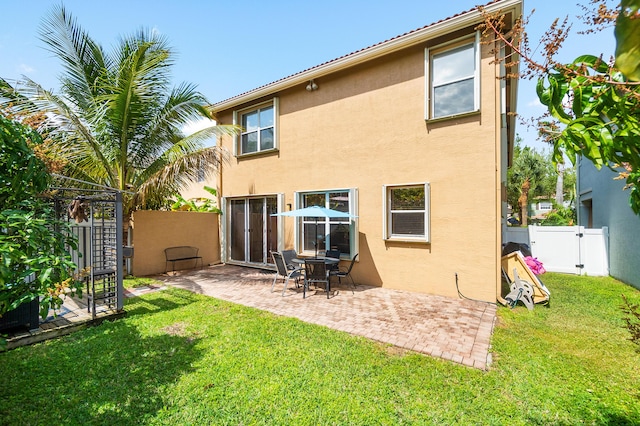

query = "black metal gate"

[{"left": 52, "top": 188, "right": 124, "bottom": 319}]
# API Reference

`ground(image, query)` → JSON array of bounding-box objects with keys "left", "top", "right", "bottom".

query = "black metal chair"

[
  {"left": 271, "top": 252, "right": 303, "bottom": 296},
  {"left": 303, "top": 258, "right": 331, "bottom": 299},
  {"left": 282, "top": 249, "right": 299, "bottom": 270},
  {"left": 324, "top": 250, "right": 341, "bottom": 272},
  {"left": 325, "top": 250, "right": 341, "bottom": 259},
  {"left": 330, "top": 253, "right": 358, "bottom": 290}
]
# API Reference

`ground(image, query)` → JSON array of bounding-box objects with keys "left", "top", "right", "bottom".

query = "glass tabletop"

[{"left": 291, "top": 257, "right": 339, "bottom": 265}]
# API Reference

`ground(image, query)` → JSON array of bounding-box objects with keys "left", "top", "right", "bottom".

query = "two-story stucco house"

[{"left": 189, "top": 0, "right": 522, "bottom": 303}]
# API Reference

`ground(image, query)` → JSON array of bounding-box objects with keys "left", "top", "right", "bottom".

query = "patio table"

[
  {"left": 293, "top": 257, "right": 340, "bottom": 298},
  {"left": 291, "top": 257, "right": 339, "bottom": 266}
]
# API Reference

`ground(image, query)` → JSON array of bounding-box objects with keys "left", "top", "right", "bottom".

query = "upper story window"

[
  {"left": 425, "top": 34, "right": 479, "bottom": 120},
  {"left": 233, "top": 98, "right": 278, "bottom": 156},
  {"left": 383, "top": 183, "right": 430, "bottom": 243}
]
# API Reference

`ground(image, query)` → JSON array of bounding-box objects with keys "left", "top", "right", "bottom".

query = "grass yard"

[{"left": 1, "top": 273, "right": 639, "bottom": 425}]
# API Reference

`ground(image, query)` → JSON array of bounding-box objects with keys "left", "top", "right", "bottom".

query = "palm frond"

[
  {"left": 1, "top": 77, "right": 117, "bottom": 186},
  {"left": 39, "top": 4, "right": 107, "bottom": 101},
  {"left": 180, "top": 123, "right": 240, "bottom": 147},
  {"left": 135, "top": 146, "right": 229, "bottom": 209},
  {"left": 143, "top": 82, "right": 209, "bottom": 146},
  {"left": 4, "top": 7, "right": 230, "bottom": 214}
]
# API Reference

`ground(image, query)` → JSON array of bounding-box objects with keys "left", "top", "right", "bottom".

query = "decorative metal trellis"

[{"left": 50, "top": 187, "right": 124, "bottom": 319}]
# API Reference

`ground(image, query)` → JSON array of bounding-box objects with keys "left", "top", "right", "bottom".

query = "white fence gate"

[{"left": 504, "top": 226, "right": 609, "bottom": 276}]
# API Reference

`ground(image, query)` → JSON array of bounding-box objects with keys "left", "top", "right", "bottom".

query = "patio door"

[{"left": 228, "top": 196, "right": 278, "bottom": 265}]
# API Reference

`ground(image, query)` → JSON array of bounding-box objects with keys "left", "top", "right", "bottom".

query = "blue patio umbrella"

[{"left": 271, "top": 206, "right": 357, "bottom": 257}]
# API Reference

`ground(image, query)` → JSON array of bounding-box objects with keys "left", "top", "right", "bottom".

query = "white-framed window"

[
  {"left": 294, "top": 189, "right": 358, "bottom": 258},
  {"left": 538, "top": 202, "right": 553, "bottom": 211},
  {"left": 233, "top": 98, "right": 278, "bottom": 156},
  {"left": 383, "top": 183, "right": 430, "bottom": 242},
  {"left": 425, "top": 34, "right": 479, "bottom": 120}
]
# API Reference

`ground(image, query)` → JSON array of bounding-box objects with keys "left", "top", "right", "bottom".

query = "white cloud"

[
  {"left": 183, "top": 118, "right": 216, "bottom": 135},
  {"left": 182, "top": 118, "right": 220, "bottom": 147},
  {"left": 18, "top": 63, "right": 34, "bottom": 74},
  {"left": 526, "top": 98, "right": 544, "bottom": 108}
]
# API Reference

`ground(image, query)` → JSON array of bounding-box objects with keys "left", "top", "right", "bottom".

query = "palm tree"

[
  {"left": 0, "top": 5, "right": 237, "bottom": 215},
  {"left": 507, "top": 140, "right": 552, "bottom": 226}
]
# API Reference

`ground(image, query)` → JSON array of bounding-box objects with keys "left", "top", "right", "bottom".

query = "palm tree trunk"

[
  {"left": 555, "top": 164, "right": 564, "bottom": 206},
  {"left": 519, "top": 179, "right": 530, "bottom": 226}
]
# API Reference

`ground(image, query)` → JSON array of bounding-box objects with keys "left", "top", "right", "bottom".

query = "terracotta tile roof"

[{"left": 213, "top": 0, "right": 514, "bottom": 108}]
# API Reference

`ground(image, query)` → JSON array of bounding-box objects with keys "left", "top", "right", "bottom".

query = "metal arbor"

[{"left": 51, "top": 188, "right": 124, "bottom": 319}]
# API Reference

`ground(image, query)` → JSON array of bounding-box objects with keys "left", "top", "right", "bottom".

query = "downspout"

[
  {"left": 217, "top": 147, "right": 224, "bottom": 264},
  {"left": 496, "top": 36, "right": 508, "bottom": 306},
  {"left": 576, "top": 156, "right": 582, "bottom": 226}
]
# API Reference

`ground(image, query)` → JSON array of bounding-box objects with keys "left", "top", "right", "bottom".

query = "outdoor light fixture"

[{"left": 305, "top": 79, "right": 318, "bottom": 91}]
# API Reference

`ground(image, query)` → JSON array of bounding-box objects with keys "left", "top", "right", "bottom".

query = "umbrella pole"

[{"left": 315, "top": 218, "right": 319, "bottom": 258}]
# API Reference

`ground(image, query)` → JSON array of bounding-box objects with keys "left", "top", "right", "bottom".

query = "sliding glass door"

[
  {"left": 228, "top": 196, "right": 278, "bottom": 265},
  {"left": 230, "top": 199, "right": 246, "bottom": 262}
]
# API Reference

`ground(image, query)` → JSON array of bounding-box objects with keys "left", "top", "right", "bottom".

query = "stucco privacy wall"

[
  {"left": 213, "top": 34, "right": 504, "bottom": 302},
  {"left": 130, "top": 210, "right": 220, "bottom": 276}
]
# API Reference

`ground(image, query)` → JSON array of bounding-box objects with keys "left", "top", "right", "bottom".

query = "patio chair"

[
  {"left": 303, "top": 258, "right": 331, "bottom": 299},
  {"left": 324, "top": 250, "right": 341, "bottom": 272},
  {"left": 271, "top": 252, "right": 304, "bottom": 296},
  {"left": 324, "top": 249, "right": 340, "bottom": 259},
  {"left": 282, "top": 249, "right": 299, "bottom": 270},
  {"left": 329, "top": 253, "right": 358, "bottom": 290}
]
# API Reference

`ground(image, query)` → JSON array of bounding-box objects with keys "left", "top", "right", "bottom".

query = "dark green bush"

[
  {"left": 0, "top": 115, "right": 81, "bottom": 320},
  {"left": 541, "top": 204, "right": 576, "bottom": 226}
]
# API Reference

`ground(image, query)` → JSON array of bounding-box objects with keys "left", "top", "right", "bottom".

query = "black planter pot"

[{"left": 0, "top": 297, "right": 40, "bottom": 332}]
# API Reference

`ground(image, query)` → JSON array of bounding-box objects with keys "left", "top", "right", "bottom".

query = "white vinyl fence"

[{"left": 504, "top": 225, "right": 609, "bottom": 276}]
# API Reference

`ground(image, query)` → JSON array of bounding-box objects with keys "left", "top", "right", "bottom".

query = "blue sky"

[{"left": 0, "top": 0, "right": 615, "bottom": 150}]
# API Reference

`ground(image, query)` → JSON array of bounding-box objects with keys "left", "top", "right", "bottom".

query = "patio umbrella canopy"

[{"left": 271, "top": 206, "right": 357, "bottom": 257}]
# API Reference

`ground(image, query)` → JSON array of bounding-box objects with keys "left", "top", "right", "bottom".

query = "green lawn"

[{"left": 1, "top": 273, "right": 639, "bottom": 425}]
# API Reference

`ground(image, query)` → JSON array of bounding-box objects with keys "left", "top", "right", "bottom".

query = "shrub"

[
  {"left": 171, "top": 186, "right": 222, "bottom": 213},
  {"left": 541, "top": 204, "right": 576, "bottom": 226},
  {"left": 621, "top": 294, "right": 640, "bottom": 352},
  {"left": 0, "top": 115, "right": 82, "bottom": 321}
]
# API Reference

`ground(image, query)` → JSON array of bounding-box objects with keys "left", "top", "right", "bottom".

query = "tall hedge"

[{"left": 0, "top": 115, "right": 81, "bottom": 320}]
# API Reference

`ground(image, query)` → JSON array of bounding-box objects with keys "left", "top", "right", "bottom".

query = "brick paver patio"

[{"left": 156, "top": 264, "right": 497, "bottom": 370}]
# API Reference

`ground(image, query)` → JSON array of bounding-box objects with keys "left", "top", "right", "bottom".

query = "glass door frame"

[{"left": 222, "top": 194, "right": 282, "bottom": 267}]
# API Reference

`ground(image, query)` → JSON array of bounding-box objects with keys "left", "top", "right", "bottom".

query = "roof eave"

[{"left": 212, "top": 0, "right": 522, "bottom": 113}]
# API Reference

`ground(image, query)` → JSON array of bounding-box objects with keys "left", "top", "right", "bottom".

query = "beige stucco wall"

[
  {"left": 130, "top": 210, "right": 220, "bottom": 276},
  {"left": 181, "top": 180, "right": 220, "bottom": 203},
  {"left": 210, "top": 34, "right": 505, "bottom": 302}
]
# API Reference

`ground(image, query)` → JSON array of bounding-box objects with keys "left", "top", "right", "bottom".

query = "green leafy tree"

[
  {"left": 507, "top": 138, "right": 555, "bottom": 226},
  {"left": 0, "top": 114, "right": 82, "bottom": 322},
  {"left": 0, "top": 5, "right": 238, "bottom": 217},
  {"left": 481, "top": 0, "right": 640, "bottom": 214},
  {"left": 541, "top": 204, "right": 576, "bottom": 226}
]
